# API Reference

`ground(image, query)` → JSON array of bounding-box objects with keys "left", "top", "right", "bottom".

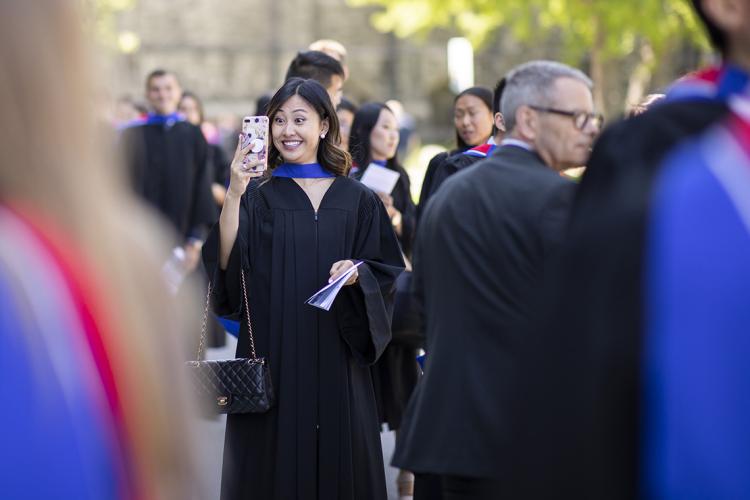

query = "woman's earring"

[{"left": 320, "top": 133, "right": 326, "bottom": 139}]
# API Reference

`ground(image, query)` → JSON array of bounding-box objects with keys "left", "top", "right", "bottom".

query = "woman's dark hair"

[
  {"left": 691, "top": 0, "right": 727, "bottom": 56},
  {"left": 349, "top": 102, "right": 398, "bottom": 171},
  {"left": 255, "top": 92, "right": 272, "bottom": 116},
  {"left": 454, "top": 86, "right": 493, "bottom": 150},
  {"left": 266, "top": 77, "right": 351, "bottom": 176},
  {"left": 179, "top": 91, "right": 204, "bottom": 123},
  {"left": 491, "top": 77, "right": 506, "bottom": 136}
]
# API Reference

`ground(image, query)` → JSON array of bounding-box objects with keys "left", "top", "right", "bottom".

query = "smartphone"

[{"left": 241, "top": 115, "right": 269, "bottom": 171}]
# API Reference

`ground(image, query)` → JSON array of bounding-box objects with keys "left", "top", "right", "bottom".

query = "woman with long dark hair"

[
  {"left": 417, "top": 86, "right": 493, "bottom": 220},
  {"left": 349, "top": 102, "right": 416, "bottom": 254},
  {"left": 349, "top": 102, "right": 419, "bottom": 498},
  {"left": 202, "top": 78, "right": 404, "bottom": 500}
]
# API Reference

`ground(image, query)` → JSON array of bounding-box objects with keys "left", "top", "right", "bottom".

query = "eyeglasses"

[{"left": 528, "top": 105, "right": 604, "bottom": 131}]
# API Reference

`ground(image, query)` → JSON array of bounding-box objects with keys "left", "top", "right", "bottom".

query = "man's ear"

[
  {"left": 494, "top": 112, "right": 506, "bottom": 132},
  {"left": 515, "top": 106, "right": 538, "bottom": 140}
]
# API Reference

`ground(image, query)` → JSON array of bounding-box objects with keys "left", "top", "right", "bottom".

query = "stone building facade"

[{"left": 107, "top": 0, "right": 703, "bottom": 144}]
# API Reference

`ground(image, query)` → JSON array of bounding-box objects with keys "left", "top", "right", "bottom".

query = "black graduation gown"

[
  {"left": 416, "top": 151, "right": 449, "bottom": 223},
  {"left": 202, "top": 175, "right": 404, "bottom": 500},
  {"left": 209, "top": 143, "right": 231, "bottom": 188},
  {"left": 121, "top": 121, "right": 216, "bottom": 239},
  {"left": 393, "top": 146, "right": 576, "bottom": 480},
  {"left": 355, "top": 164, "right": 419, "bottom": 430},
  {"left": 426, "top": 150, "right": 485, "bottom": 200},
  {"left": 507, "top": 100, "right": 730, "bottom": 499}
]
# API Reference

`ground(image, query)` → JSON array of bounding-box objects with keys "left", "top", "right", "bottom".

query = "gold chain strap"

[
  {"left": 240, "top": 270, "right": 258, "bottom": 360},
  {"left": 197, "top": 281, "right": 212, "bottom": 360},
  {"left": 196, "top": 270, "right": 259, "bottom": 361}
]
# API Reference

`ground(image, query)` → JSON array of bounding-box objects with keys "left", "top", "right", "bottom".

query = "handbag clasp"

[{"left": 217, "top": 396, "right": 229, "bottom": 406}]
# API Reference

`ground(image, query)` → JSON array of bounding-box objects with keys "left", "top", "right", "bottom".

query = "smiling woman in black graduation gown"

[{"left": 202, "top": 78, "right": 404, "bottom": 500}]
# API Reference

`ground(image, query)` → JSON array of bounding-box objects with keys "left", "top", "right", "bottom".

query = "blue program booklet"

[{"left": 306, "top": 261, "right": 363, "bottom": 311}]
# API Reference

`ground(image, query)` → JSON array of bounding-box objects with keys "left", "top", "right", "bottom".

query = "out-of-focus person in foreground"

[{"left": 0, "top": 2, "right": 199, "bottom": 499}]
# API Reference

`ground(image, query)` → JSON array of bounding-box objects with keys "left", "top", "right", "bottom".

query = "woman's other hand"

[{"left": 329, "top": 260, "right": 358, "bottom": 286}]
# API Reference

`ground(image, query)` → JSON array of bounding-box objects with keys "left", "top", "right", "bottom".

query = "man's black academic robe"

[
  {"left": 202, "top": 176, "right": 404, "bottom": 500},
  {"left": 121, "top": 121, "right": 216, "bottom": 239},
  {"left": 393, "top": 146, "right": 576, "bottom": 481}
]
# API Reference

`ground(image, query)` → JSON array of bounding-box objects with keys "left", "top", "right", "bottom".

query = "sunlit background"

[{"left": 86, "top": 0, "right": 713, "bottom": 193}]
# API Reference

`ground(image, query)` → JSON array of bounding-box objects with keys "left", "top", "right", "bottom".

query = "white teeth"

[{"left": 283, "top": 141, "right": 301, "bottom": 147}]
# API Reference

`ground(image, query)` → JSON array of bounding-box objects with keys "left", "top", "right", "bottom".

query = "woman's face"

[
  {"left": 178, "top": 96, "right": 201, "bottom": 126},
  {"left": 369, "top": 109, "right": 400, "bottom": 162},
  {"left": 453, "top": 94, "right": 493, "bottom": 147},
  {"left": 337, "top": 108, "right": 354, "bottom": 151},
  {"left": 272, "top": 94, "right": 329, "bottom": 165}
]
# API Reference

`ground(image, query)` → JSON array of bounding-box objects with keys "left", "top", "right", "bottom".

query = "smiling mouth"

[{"left": 282, "top": 140, "right": 302, "bottom": 149}]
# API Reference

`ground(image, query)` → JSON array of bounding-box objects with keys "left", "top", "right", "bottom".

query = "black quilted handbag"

[{"left": 186, "top": 271, "right": 274, "bottom": 414}]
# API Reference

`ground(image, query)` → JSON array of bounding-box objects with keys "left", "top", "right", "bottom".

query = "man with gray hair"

[{"left": 392, "top": 60, "right": 601, "bottom": 499}]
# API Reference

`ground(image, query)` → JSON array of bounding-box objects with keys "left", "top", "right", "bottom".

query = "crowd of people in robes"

[{"left": 2, "top": 0, "right": 750, "bottom": 499}]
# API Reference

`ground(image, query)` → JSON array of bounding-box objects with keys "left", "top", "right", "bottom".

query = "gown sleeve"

[
  {"left": 201, "top": 182, "right": 258, "bottom": 320},
  {"left": 335, "top": 192, "right": 405, "bottom": 365}
]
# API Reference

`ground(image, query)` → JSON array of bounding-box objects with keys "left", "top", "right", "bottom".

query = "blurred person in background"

[
  {"left": 337, "top": 97, "right": 358, "bottom": 152},
  {"left": 286, "top": 50, "right": 346, "bottom": 108},
  {"left": 417, "top": 86, "right": 493, "bottom": 221},
  {"left": 427, "top": 78, "right": 507, "bottom": 196},
  {"left": 179, "top": 90, "right": 229, "bottom": 348},
  {"left": 509, "top": 0, "right": 750, "bottom": 498},
  {"left": 113, "top": 95, "right": 147, "bottom": 128},
  {"left": 349, "top": 102, "right": 419, "bottom": 498},
  {"left": 309, "top": 38, "right": 350, "bottom": 81},
  {"left": 350, "top": 102, "right": 416, "bottom": 257},
  {"left": 255, "top": 92, "right": 272, "bottom": 116},
  {"left": 179, "top": 90, "right": 231, "bottom": 207},
  {"left": 0, "top": 1, "right": 200, "bottom": 498},
  {"left": 120, "top": 69, "right": 216, "bottom": 278}
]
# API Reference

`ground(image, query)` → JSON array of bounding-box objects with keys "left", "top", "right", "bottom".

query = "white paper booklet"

[
  {"left": 306, "top": 261, "right": 364, "bottom": 311},
  {"left": 359, "top": 163, "right": 400, "bottom": 194}
]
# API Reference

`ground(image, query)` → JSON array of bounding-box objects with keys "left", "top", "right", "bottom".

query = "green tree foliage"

[
  {"left": 348, "top": 0, "right": 712, "bottom": 111},
  {"left": 348, "top": 0, "right": 708, "bottom": 56},
  {"left": 81, "top": 0, "right": 137, "bottom": 49}
]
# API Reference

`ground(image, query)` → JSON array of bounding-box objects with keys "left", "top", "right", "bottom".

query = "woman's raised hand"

[{"left": 228, "top": 134, "right": 265, "bottom": 197}]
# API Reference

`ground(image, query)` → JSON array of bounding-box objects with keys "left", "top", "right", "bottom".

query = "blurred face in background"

[
  {"left": 454, "top": 94, "right": 494, "bottom": 147},
  {"left": 326, "top": 74, "right": 344, "bottom": 109},
  {"left": 147, "top": 73, "right": 181, "bottom": 115},
  {"left": 337, "top": 107, "right": 354, "bottom": 151},
  {"left": 178, "top": 95, "right": 202, "bottom": 125},
  {"left": 369, "top": 108, "right": 400, "bottom": 162}
]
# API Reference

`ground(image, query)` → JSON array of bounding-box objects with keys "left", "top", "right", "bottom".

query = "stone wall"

[{"left": 107, "top": 0, "right": 705, "bottom": 144}]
